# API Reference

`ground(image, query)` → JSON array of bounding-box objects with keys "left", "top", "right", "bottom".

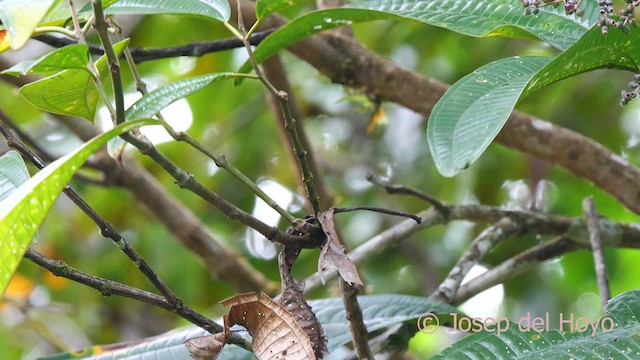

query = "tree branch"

[{"left": 583, "top": 196, "right": 611, "bottom": 312}]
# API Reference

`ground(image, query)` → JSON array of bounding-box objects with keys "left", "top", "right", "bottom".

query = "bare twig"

[
  {"left": 35, "top": 29, "right": 276, "bottom": 62},
  {"left": 366, "top": 172, "right": 448, "bottom": 217},
  {"left": 454, "top": 236, "right": 581, "bottom": 305},
  {"left": 0, "top": 118, "right": 184, "bottom": 313},
  {"left": 430, "top": 218, "right": 521, "bottom": 303},
  {"left": 111, "top": 25, "right": 295, "bottom": 224},
  {"left": 583, "top": 196, "right": 611, "bottom": 312},
  {"left": 333, "top": 206, "right": 421, "bottom": 223},
  {"left": 91, "top": 0, "right": 125, "bottom": 124},
  {"left": 23, "top": 249, "right": 252, "bottom": 350}
]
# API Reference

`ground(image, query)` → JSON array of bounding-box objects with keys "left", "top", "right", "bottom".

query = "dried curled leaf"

[
  {"left": 280, "top": 284, "right": 328, "bottom": 358},
  {"left": 222, "top": 292, "right": 318, "bottom": 360},
  {"left": 185, "top": 333, "right": 226, "bottom": 360},
  {"left": 317, "top": 209, "right": 364, "bottom": 286}
]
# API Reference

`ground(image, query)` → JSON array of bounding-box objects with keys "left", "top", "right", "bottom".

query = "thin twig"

[
  {"left": 333, "top": 206, "right": 421, "bottom": 223},
  {"left": 91, "top": 0, "right": 125, "bottom": 125},
  {"left": 111, "top": 24, "right": 295, "bottom": 224},
  {"left": 119, "top": 131, "right": 308, "bottom": 246},
  {"left": 0, "top": 118, "right": 184, "bottom": 313},
  {"left": 91, "top": 2, "right": 307, "bottom": 245},
  {"left": 34, "top": 29, "right": 276, "bottom": 62},
  {"left": 430, "top": 218, "right": 521, "bottom": 303},
  {"left": 366, "top": 172, "right": 449, "bottom": 217},
  {"left": 583, "top": 196, "right": 611, "bottom": 312},
  {"left": 454, "top": 236, "right": 582, "bottom": 305},
  {"left": 23, "top": 249, "right": 252, "bottom": 350}
]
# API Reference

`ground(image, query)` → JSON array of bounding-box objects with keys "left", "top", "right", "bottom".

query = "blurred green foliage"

[{"left": 1, "top": 4, "right": 639, "bottom": 358}]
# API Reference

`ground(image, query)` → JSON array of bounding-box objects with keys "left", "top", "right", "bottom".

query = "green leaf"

[
  {"left": 239, "top": 0, "right": 596, "bottom": 75},
  {"left": 0, "top": 0, "right": 59, "bottom": 49},
  {"left": 0, "top": 118, "right": 157, "bottom": 297},
  {"left": 348, "top": 0, "right": 594, "bottom": 50},
  {"left": 40, "top": 294, "right": 461, "bottom": 359},
  {"left": 0, "top": 150, "right": 30, "bottom": 202},
  {"left": 2, "top": 44, "right": 90, "bottom": 76},
  {"left": 526, "top": 25, "right": 640, "bottom": 95},
  {"left": 427, "top": 56, "right": 551, "bottom": 177},
  {"left": 256, "top": 0, "right": 309, "bottom": 19},
  {"left": 19, "top": 39, "right": 129, "bottom": 121},
  {"left": 125, "top": 72, "right": 237, "bottom": 120},
  {"left": 104, "top": 0, "right": 231, "bottom": 22},
  {"left": 432, "top": 289, "right": 640, "bottom": 359},
  {"left": 428, "top": 25, "right": 640, "bottom": 177}
]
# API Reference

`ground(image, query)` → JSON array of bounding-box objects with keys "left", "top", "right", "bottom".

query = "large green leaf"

[
  {"left": 2, "top": 44, "right": 90, "bottom": 76},
  {"left": 0, "top": 118, "right": 157, "bottom": 297},
  {"left": 432, "top": 289, "right": 640, "bottom": 359},
  {"left": 39, "top": 294, "right": 461, "bottom": 359},
  {"left": 19, "top": 39, "right": 129, "bottom": 121},
  {"left": 347, "top": 0, "right": 595, "bottom": 50},
  {"left": 427, "top": 56, "right": 551, "bottom": 177},
  {"left": 428, "top": 25, "right": 640, "bottom": 177},
  {"left": 239, "top": 0, "right": 596, "bottom": 75},
  {"left": 125, "top": 72, "right": 238, "bottom": 120},
  {"left": 255, "top": 0, "right": 309, "bottom": 20},
  {"left": 0, "top": 0, "right": 59, "bottom": 49},
  {"left": 526, "top": 25, "right": 640, "bottom": 94},
  {"left": 103, "top": 0, "right": 230, "bottom": 22}
]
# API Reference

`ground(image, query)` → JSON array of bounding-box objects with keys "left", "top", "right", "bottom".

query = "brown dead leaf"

[
  {"left": 316, "top": 209, "right": 363, "bottom": 286},
  {"left": 280, "top": 284, "right": 327, "bottom": 358},
  {"left": 222, "top": 292, "right": 317, "bottom": 360},
  {"left": 185, "top": 333, "right": 226, "bottom": 360}
]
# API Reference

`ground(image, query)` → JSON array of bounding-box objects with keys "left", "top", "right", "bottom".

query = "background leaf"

[
  {"left": 0, "top": 118, "right": 157, "bottom": 297},
  {"left": 19, "top": 39, "right": 128, "bottom": 121},
  {"left": 0, "top": 150, "right": 30, "bottom": 202},
  {"left": 255, "top": 0, "right": 309, "bottom": 20},
  {"left": 39, "top": 294, "right": 460, "bottom": 359},
  {"left": 125, "top": 72, "right": 237, "bottom": 120},
  {"left": 431, "top": 289, "right": 640, "bottom": 359},
  {"left": 427, "top": 56, "right": 551, "bottom": 177},
  {"left": 0, "top": 0, "right": 59, "bottom": 49},
  {"left": 103, "top": 0, "right": 231, "bottom": 22},
  {"left": 2, "top": 44, "right": 89, "bottom": 76}
]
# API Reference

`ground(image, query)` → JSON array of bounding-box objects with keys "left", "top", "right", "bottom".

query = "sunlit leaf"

[
  {"left": 2, "top": 44, "right": 89, "bottom": 76},
  {"left": 125, "top": 72, "right": 238, "bottom": 120},
  {"left": 19, "top": 39, "right": 129, "bottom": 121},
  {"left": 0, "top": 118, "right": 158, "bottom": 297},
  {"left": 0, "top": 0, "right": 59, "bottom": 49},
  {"left": 427, "top": 56, "right": 551, "bottom": 177},
  {"left": 256, "top": 0, "right": 309, "bottom": 19},
  {"left": 104, "top": 0, "right": 231, "bottom": 22},
  {"left": 432, "top": 289, "right": 640, "bottom": 359}
]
